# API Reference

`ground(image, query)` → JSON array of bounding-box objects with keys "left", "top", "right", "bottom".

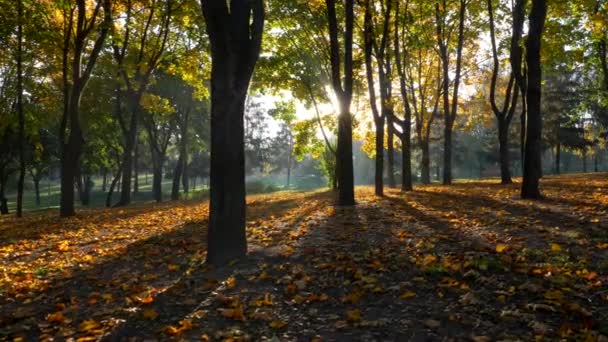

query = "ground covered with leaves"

[{"left": 1, "top": 174, "right": 608, "bottom": 341}]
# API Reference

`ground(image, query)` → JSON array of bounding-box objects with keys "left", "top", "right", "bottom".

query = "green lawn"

[{"left": 4, "top": 174, "right": 209, "bottom": 213}]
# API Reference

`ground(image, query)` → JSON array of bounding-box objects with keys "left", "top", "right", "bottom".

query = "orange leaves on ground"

[{"left": 163, "top": 319, "right": 194, "bottom": 336}]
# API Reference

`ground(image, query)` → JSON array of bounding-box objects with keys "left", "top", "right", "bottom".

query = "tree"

[
  {"left": 112, "top": 0, "right": 174, "bottom": 207},
  {"left": 436, "top": 0, "right": 467, "bottom": 185},
  {"left": 487, "top": 0, "right": 519, "bottom": 184},
  {"left": 392, "top": 0, "right": 413, "bottom": 191},
  {"left": 363, "top": 0, "right": 392, "bottom": 196},
  {"left": 326, "top": 0, "right": 355, "bottom": 205},
  {"left": 16, "top": 0, "right": 25, "bottom": 217},
  {"left": 58, "top": 0, "right": 112, "bottom": 217},
  {"left": 201, "top": 0, "right": 264, "bottom": 265},
  {"left": 521, "top": 0, "right": 548, "bottom": 199}
]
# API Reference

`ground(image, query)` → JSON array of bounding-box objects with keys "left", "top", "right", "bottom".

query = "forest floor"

[{"left": 1, "top": 173, "right": 608, "bottom": 341}]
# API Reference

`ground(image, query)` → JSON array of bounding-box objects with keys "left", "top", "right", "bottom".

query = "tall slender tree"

[
  {"left": 59, "top": 0, "right": 112, "bottom": 217},
  {"left": 521, "top": 0, "right": 548, "bottom": 199},
  {"left": 392, "top": 0, "right": 412, "bottom": 191},
  {"left": 487, "top": 0, "right": 519, "bottom": 185},
  {"left": 326, "top": 0, "right": 355, "bottom": 205},
  {"left": 436, "top": 0, "right": 467, "bottom": 185},
  {"left": 16, "top": 0, "right": 25, "bottom": 217},
  {"left": 201, "top": 0, "right": 264, "bottom": 265}
]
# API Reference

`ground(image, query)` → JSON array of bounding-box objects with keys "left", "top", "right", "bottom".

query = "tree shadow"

[{"left": 1, "top": 190, "right": 333, "bottom": 340}]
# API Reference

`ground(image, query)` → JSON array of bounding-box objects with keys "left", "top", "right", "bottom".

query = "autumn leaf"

[
  {"left": 79, "top": 319, "right": 100, "bottom": 332},
  {"left": 550, "top": 243, "right": 562, "bottom": 252},
  {"left": 495, "top": 244, "right": 508, "bottom": 253},
  {"left": 400, "top": 291, "right": 417, "bottom": 299},
  {"left": 142, "top": 308, "right": 159, "bottom": 320},
  {"left": 47, "top": 311, "right": 65, "bottom": 324},
  {"left": 346, "top": 309, "right": 361, "bottom": 322},
  {"left": 218, "top": 305, "right": 246, "bottom": 321},
  {"left": 269, "top": 320, "right": 288, "bottom": 329}
]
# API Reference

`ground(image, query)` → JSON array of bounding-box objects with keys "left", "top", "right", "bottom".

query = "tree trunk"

[
  {"left": 182, "top": 163, "right": 189, "bottom": 193},
  {"left": 594, "top": 150, "right": 599, "bottom": 172},
  {"left": 327, "top": 0, "right": 355, "bottom": 206},
  {"left": 555, "top": 143, "right": 561, "bottom": 174},
  {"left": 16, "top": 0, "right": 25, "bottom": 218},
  {"left": 133, "top": 140, "right": 139, "bottom": 195},
  {"left": 521, "top": 0, "right": 547, "bottom": 199},
  {"left": 171, "top": 153, "right": 184, "bottom": 200},
  {"left": 34, "top": 178, "right": 41, "bottom": 206},
  {"left": 117, "top": 95, "right": 140, "bottom": 206},
  {"left": 81, "top": 174, "right": 91, "bottom": 206},
  {"left": 498, "top": 119, "right": 512, "bottom": 184},
  {"left": 401, "top": 141, "right": 412, "bottom": 191},
  {"left": 202, "top": 0, "right": 264, "bottom": 265},
  {"left": 375, "top": 118, "right": 385, "bottom": 196},
  {"left": 387, "top": 122, "right": 396, "bottom": 188},
  {"left": 443, "top": 124, "right": 453, "bottom": 184},
  {"left": 421, "top": 139, "right": 431, "bottom": 184},
  {"left": 106, "top": 166, "right": 121, "bottom": 207},
  {"left": 60, "top": 98, "right": 84, "bottom": 217},
  {"left": 582, "top": 149, "right": 588, "bottom": 173},
  {"left": 336, "top": 109, "right": 355, "bottom": 204},
  {"left": 102, "top": 169, "right": 107, "bottom": 192},
  {"left": 0, "top": 175, "right": 8, "bottom": 214},
  {"left": 151, "top": 151, "right": 164, "bottom": 203}
]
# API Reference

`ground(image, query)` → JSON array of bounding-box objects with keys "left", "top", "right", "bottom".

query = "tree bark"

[
  {"left": 201, "top": 0, "right": 264, "bottom": 266},
  {"left": 171, "top": 153, "right": 184, "bottom": 200},
  {"left": 488, "top": 0, "right": 518, "bottom": 184},
  {"left": 421, "top": 139, "right": 431, "bottom": 184},
  {"left": 59, "top": 0, "right": 111, "bottom": 217},
  {"left": 498, "top": 119, "right": 512, "bottom": 184},
  {"left": 34, "top": 177, "right": 41, "bottom": 206},
  {"left": 0, "top": 173, "right": 8, "bottom": 214},
  {"left": 364, "top": 1, "right": 384, "bottom": 196},
  {"left": 393, "top": 0, "right": 412, "bottom": 191},
  {"left": 555, "top": 143, "right": 561, "bottom": 174},
  {"left": 521, "top": 0, "right": 547, "bottom": 199},
  {"left": 133, "top": 140, "right": 139, "bottom": 195},
  {"left": 102, "top": 169, "right": 107, "bottom": 192},
  {"left": 387, "top": 122, "right": 396, "bottom": 188},
  {"left": 106, "top": 166, "right": 121, "bottom": 207},
  {"left": 16, "top": 0, "right": 25, "bottom": 218},
  {"left": 327, "top": 0, "right": 355, "bottom": 205}
]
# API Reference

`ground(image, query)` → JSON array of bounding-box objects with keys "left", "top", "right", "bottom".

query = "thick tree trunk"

[
  {"left": 208, "top": 90, "right": 247, "bottom": 264},
  {"left": 401, "top": 141, "right": 412, "bottom": 191},
  {"left": 498, "top": 119, "right": 512, "bottom": 184},
  {"left": 421, "top": 139, "right": 431, "bottom": 184},
  {"left": 60, "top": 98, "right": 84, "bottom": 217},
  {"left": 521, "top": 0, "right": 547, "bottom": 199},
  {"left": 336, "top": 109, "right": 355, "bottom": 204},
  {"left": 202, "top": 0, "right": 264, "bottom": 266}
]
